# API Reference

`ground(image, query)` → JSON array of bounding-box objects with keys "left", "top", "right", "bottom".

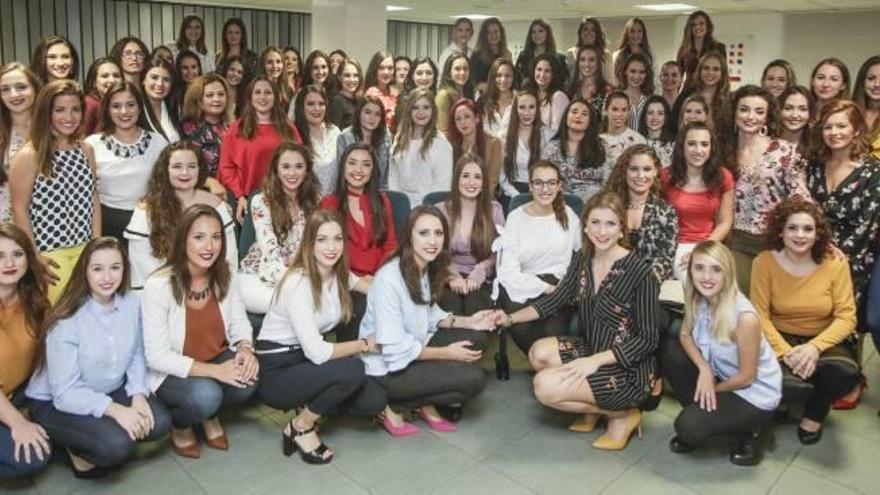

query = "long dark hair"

[
  {"left": 618, "top": 52, "right": 654, "bottom": 95},
  {"left": 638, "top": 94, "right": 675, "bottom": 142},
  {"left": 220, "top": 18, "right": 250, "bottom": 57},
  {"left": 364, "top": 50, "right": 394, "bottom": 93},
  {"left": 352, "top": 96, "right": 387, "bottom": 149},
  {"left": 84, "top": 57, "right": 122, "bottom": 99},
  {"left": 525, "top": 53, "right": 564, "bottom": 105},
  {"left": 503, "top": 89, "right": 543, "bottom": 182},
  {"left": 480, "top": 58, "right": 514, "bottom": 127},
  {"left": 293, "top": 84, "right": 329, "bottom": 147},
  {"left": 109, "top": 37, "right": 150, "bottom": 77},
  {"left": 853, "top": 55, "right": 880, "bottom": 133},
  {"left": 0, "top": 224, "right": 49, "bottom": 368},
  {"left": 552, "top": 98, "right": 605, "bottom": 169},
  {"left": 567, "top": 45, "right": 610, "bottom": 101},
  {"left": 164, "top": 205, "right": 230, "bottom": 304},
  {"left": 474, "top": 17, "right": 511, "bottom": 64},
  {"left": 446, "top": 154, "right": 496, "bottom": 262},
  {"left": 778, "top": 85, "right": 815, "bottom": 156},
  {"left": 262, "top": 142, "right": 321, "bottom": 246},
  {"left": 393, "top": 205, "right": 450, "bottom": 305},
  {"left": 176, "top": 15, "right": 208, "bottom": 55},
  {"left": 238, "top": 75, "right": 296, "bottom": 141},
  {"left": 404, "top": 57, "right": 438, "bottom": 93},
  {"left": 576, "top": 17, "right": 607, "bottom": 54},
  {"left": 0, "top": 63, "right": 39, "bottom": 186},
  {"left": 333, "top": 143, "right": 387, "bottom": 245},
  {"left": 669, "top": 122, "right": 724, "bottom": 191},
  {"left": 30, "top": 35, "right": 80, "bottom": 82},
  {"left": 438, "top": 53, "right": 475, "bottom": 100},
  {"left": 725, "top": 84, "right": 778, "bottom": 169},
  {"left": 30, "top": 79, "right": 85, "bottom": 178}
]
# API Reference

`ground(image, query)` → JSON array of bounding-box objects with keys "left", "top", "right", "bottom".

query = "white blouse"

[
  {"left": 310, "top": 123, "right": 342, "bottom": 196},
  {"left": 388, "top": 135, "right": 453, "bottom": 207},
  {"left": 494, "top": 205, "right": 582, "bottom": 303},
  {"left": 85, "top": 130, "right": 168, "bottom": 210}
]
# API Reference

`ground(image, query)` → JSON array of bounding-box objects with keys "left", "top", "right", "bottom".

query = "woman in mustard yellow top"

[
  {"left": 750, "top": 197, "right": 857, "bottom": 445},
  {"left": 0, "top": 223, "right": 51, "bottom": 478}
]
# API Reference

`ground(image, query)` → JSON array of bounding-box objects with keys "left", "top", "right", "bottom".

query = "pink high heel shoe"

[
  {"left": 379, "top": 414, "right": 420, "bottom": 437},
  {"left": 417, "top": 410, "right": 457, "bottom": 432}
]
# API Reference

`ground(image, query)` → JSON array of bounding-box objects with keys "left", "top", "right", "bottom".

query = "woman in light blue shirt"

[
  {"left": 26, "top": 237, "right": 171, "bottom": 478},
  {"left": 660, "top": 241, "right": 781, "bottom": 466},
  {"left": 360, "top": 206, "right": 496, "bottom": 436}
]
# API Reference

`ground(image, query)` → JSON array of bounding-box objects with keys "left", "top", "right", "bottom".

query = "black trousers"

[
  {"left": 29, "top": 386, "right": 172, "bottom": 468},
  {"left": 439, "top": 281, "right": 494, "bottom": 316},
  {"left": 100, "top": 204, "right": 134, "bottom": 247},
  {"left": 780, "top": 333, "right": 860, "bottom": 422},
  {"left": 336, "top": 291, "right": 368, "bottom": 343},
  {"left": 256, "top": 340, "right": 386, "bottom": 417},
  {"left": 376, "top": 328, "right": 488, "bottom": 408},
  {"left": 661, "top": 339, "right": 774, "bottom": 446},
  {"left": 499, "top": 276, "right": 574, "bottom": 355}
]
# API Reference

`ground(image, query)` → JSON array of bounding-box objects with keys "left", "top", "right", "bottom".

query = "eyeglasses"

[
  {"left": 123, "top": 50, "right": 146, "bottom": 61},
  {"left": 530, "top": 179, "right": 560, "bottom": 190}
]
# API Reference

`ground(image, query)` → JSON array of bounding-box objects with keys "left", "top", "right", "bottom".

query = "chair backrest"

[
  {"left": 422, "top": 190, "right": 450, "bottom": 207},
  {"left": 237, "top": 191, "right": 260, "bottom": 263},
  {"left": 386, "top": 190, "right": 411, "bottom": 240},
  {"left": 508, "top": 192, "right": 585, "bottom": 217}
]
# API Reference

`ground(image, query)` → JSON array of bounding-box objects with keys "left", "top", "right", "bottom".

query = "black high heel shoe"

[
  {"left": 437, "top": 404, "right": 463, "bottom": 423},
  {"left": 282, "top": 421, "right": 333, "bottom": 464},
  {"left": 495, "top": 330, "right": 510, "bottom": 381}
]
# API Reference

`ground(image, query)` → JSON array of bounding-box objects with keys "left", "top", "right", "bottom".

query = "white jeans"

[
  {"left": 673, "top": 243, "right": 697, "bottom": 281},
  {"left": 238, "top": 272, "right": 274, "bottom": 315}
]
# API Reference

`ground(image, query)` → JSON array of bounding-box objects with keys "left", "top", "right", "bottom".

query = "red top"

[
  {"left": 661, "top": 167, "right": 734, "bottom": 243},
  {"left": 83, "top": 95, "right": 102, "bottom": 136},
  {"left": 183, "top": 294, "right": 228, "bottom": 362},
  {"left": 218, "top": 119, "right": 302, "bottom": 199},
  {"left": 321, "top": 191, "right": 398, "bottom": 276}
]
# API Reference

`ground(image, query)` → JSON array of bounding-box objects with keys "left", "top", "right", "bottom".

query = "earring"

[{"left": 759, "top": 125, "right": 768, "bottom": 137}]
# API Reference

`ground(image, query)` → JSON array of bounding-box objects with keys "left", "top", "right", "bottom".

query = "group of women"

[{"left": 2, "top": 8, "right": 880, "bottom": 481}]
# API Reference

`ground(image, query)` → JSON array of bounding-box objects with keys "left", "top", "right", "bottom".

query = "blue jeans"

[
  {"left": 155, "top": 350, "right": 257, "bottom": 428},
  {"left": 29, "top": 386, "right": 171, "bottom": 468},
  {"left": 0, "top": 391, "right": 50, "bottom": 479}
]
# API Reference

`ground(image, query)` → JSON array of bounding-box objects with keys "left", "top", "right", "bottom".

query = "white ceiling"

[{"left": 179, "top": 0, "right": 880, "bottom": 22}]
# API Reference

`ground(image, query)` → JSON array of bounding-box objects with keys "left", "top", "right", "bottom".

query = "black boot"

[
  {"left": 437, "top": 405, "right": 463, "bottom": 423},
  {"left": 729, "top": 435, "right": 762, "bottom": 466},
  {"left": 669, "top": 436, "right": 695, "bottom": 454}
]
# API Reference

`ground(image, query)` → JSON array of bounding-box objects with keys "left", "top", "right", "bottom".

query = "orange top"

[
  {"left": 183, "top": 294, "right": 228, "bottom": 362},
  {"left": 0, "top": 299, "right": 39, "bottom": 398}
]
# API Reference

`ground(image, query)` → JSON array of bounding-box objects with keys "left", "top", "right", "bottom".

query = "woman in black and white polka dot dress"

[{"left": 9, "top": 79, "right": 100, "bottom": 303}]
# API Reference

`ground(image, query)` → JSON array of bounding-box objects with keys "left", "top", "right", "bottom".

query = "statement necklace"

[{"left": 188, "top": 283, "right": 213, "bottom": 301}]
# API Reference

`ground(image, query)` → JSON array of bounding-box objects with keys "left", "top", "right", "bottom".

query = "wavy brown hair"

[
  {"left": 30, "top": 35, "right": 80, "bottom": 83},
  {"left": 83, "top": 57, "right": 122, "bottom": 99},
  {"left": 163, "top": 204, "right": 230, "bottom": 304},
  {"left": 553, "top": 98, "right": 605, "bottom": 169},
  {"left": 480, "top": 58, "right": 514, "bottom": 127},
  {"left": 262, "top": 142, "right": 321, "bottom": 246},
  {"left": 765, "top": 196, "right": 833, "bottom": 265},
  {"left": 393, "top": 205, "right": 450, "bottom": 305},
  {"left": 30, "top": 79, "right": 85, "bottom": 178},
  {"left": 474, "top": 17, "right": 511, "bottom": 64},
  {"left": 446, "top": 154, "right": 496, "bottom": 262},
  {"left": 175, "top": 15, "right": 208, "bottom": 56},
  {"left": 393, "top": 87, "right": 439, "bottom": 159},
  {"left": 0, "top": 224, "right": 49, "bottom": 367},
  {"left": 143, "top": 142, "right": 208, "bottom": 258},
  {"left": 276, "top": 209, "right": 352, "bottom": 321},
  {"left": 603, "top": 144, "right": 661, "bottom": 206}
]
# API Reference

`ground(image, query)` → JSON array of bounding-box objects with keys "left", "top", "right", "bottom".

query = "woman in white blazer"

[{"left": 143, "top": 204, "right": 258, "bottom": 460}]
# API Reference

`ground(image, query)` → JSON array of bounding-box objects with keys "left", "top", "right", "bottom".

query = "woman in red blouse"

[
  {"left": 219, "top": 75, "right": 302, "bottom": 222},
  {"left": 320, "top": 143, "right": 397, "bottom": 341}
]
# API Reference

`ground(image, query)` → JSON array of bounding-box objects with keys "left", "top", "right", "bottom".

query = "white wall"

[{"left": 784, "top": 11, "right": 880, "bottom": 85}]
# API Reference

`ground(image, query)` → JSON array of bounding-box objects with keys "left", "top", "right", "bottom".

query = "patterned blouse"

[
  {"left": 734, "top": 138, "right": 811, "bottom": 235},
  {"left": 534, "top": 250, "right": 659, "bottom": 411},
  {"left": 647, "top": 138, "right": 673, "bottom": 168},
  {"left": 807, "top": 157, "right": 880, "bottom": 309},
  {"left": 601, "top": 129, "right": 647, "bottom": 169},
  {"left": 542, "top": 139, "right": 610, "bottom": 202},
  {"left": 239, "top": 193, "right": 306, "bottom": 288},
  {"left": 183, "top": 121, "right": 228, "bottom": 178},
  {"left": 629, "top": 197, "right": 678, "bottom": 282}
]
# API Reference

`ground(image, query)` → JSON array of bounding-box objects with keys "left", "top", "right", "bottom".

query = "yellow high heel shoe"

[
  {"left": 591, "top": 409, "right": 642, "bottom": 451},
  {"left": 568, "top": 413, "right": 602, "bottom": 433}
]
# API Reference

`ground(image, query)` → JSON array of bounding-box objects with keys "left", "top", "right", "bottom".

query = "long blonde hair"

[
  {"left": 393, "top": 87, "right": 438, "bottom": 159},
  {"left": 682, "top": 241, "right": 739, "bottom": 344}
]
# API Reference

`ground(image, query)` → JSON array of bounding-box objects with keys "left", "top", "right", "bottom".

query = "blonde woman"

[{"left": 661, "top": 241, "right": 781, "bottom": 466}]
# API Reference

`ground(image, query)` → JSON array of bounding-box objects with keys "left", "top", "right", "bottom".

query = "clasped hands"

[{"left": 783, "top": 343, "right": 820, "bottom": 380}]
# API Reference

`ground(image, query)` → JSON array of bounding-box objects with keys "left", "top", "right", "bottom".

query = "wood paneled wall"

[
  {"left": 387, "top": 20, "right": 452, "bottom": 64},
  {"left": 0, "top": 0, "right": 311, "bottom": 79}
]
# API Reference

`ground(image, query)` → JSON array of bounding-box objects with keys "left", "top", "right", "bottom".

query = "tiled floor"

[{"left": 3, "top": 339, "right": 878, "bottom": 495}]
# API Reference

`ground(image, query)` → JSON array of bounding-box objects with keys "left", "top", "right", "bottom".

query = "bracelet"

[
  {"left": 360, "top": 338, "right": 369, "bottom": 353},
  {"left": 504, "top": 313, "right": 513, "bottom": 328}
]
